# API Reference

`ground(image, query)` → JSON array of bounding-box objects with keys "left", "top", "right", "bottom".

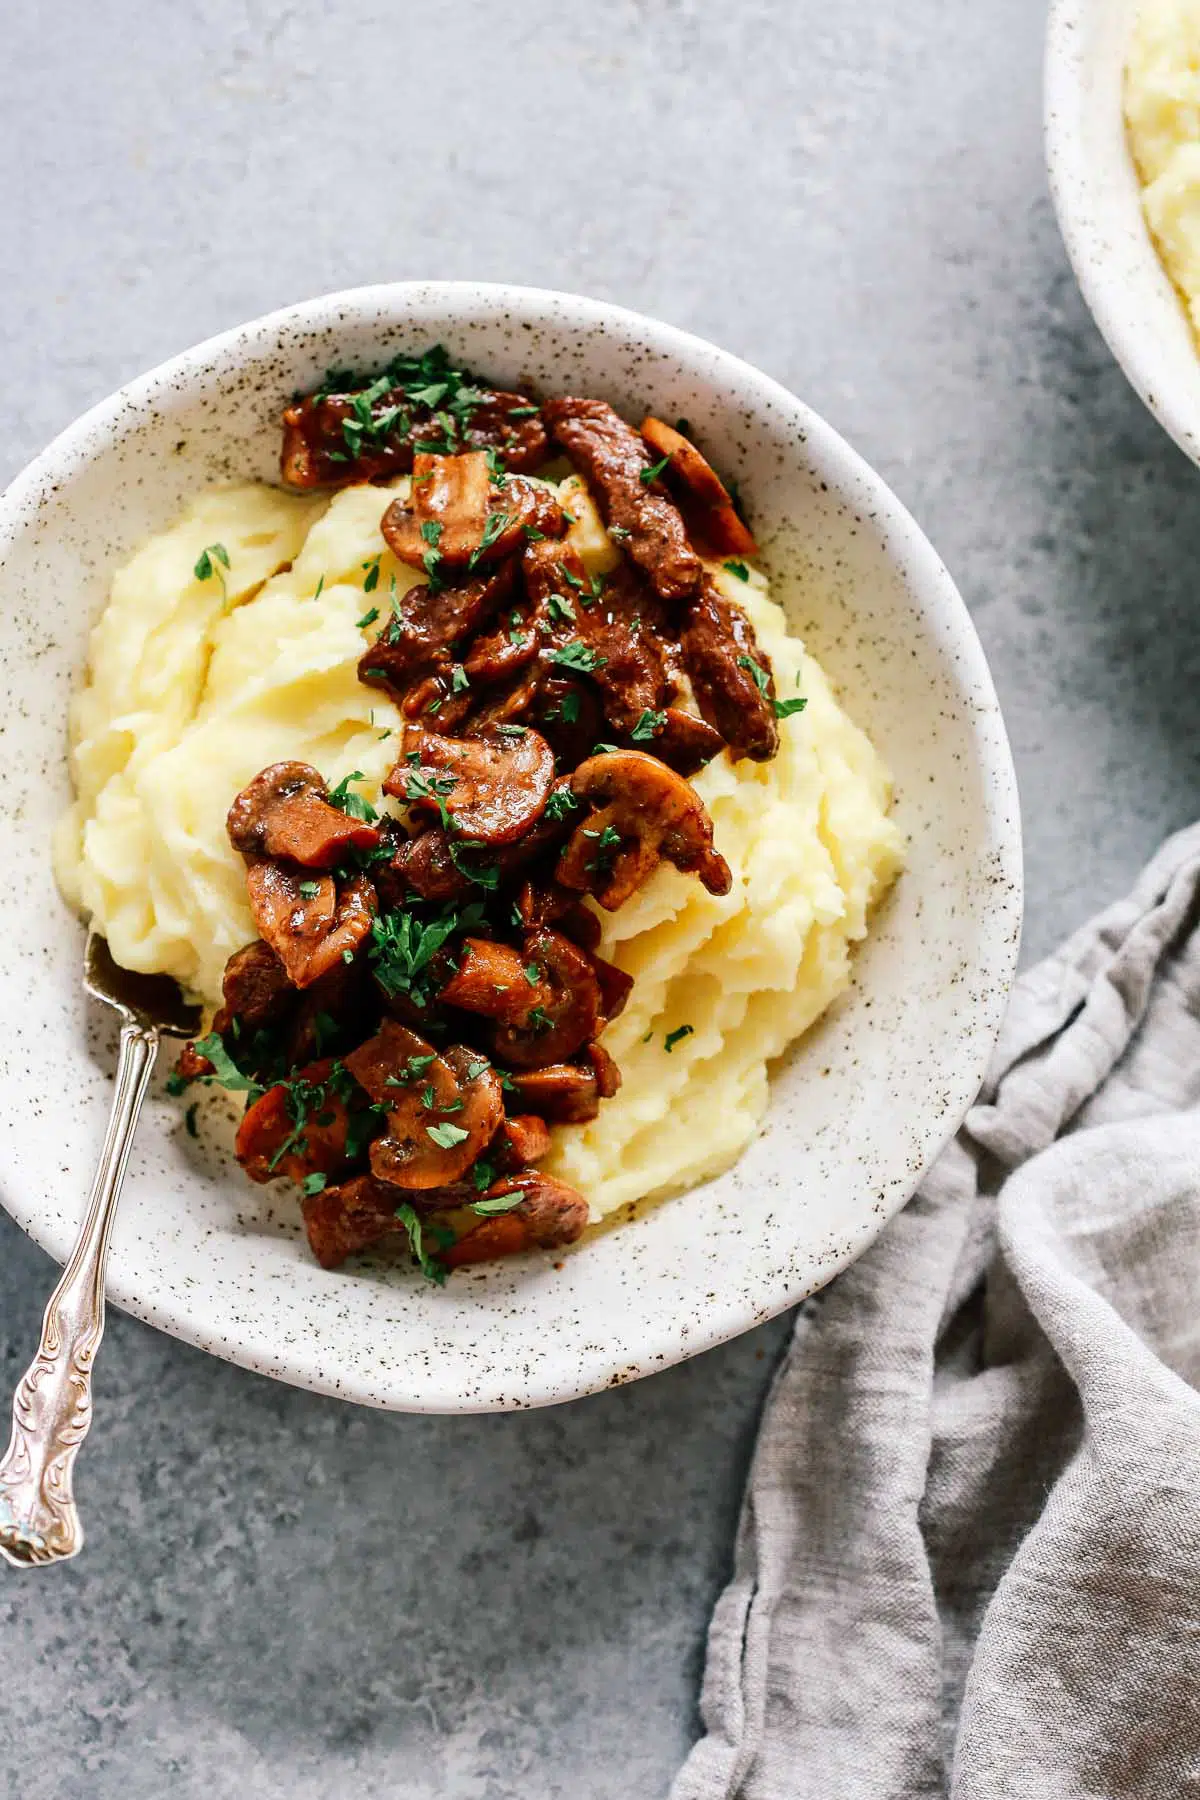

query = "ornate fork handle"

[{"left": 0, "top": 1019, "right": 158, "bottom": 1567}]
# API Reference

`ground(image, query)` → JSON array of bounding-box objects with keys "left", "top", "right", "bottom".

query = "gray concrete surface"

[{"left": 3, "top": 0, "right": 1200, "bottom": 1794}]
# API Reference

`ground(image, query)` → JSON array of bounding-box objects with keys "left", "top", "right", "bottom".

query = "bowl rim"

[
  {"left": 1044, "top": 0, "right": 1200, "bottom": 466},
  {"left": 0, "top": 280, "right": 1024, "bottom": 1410}
]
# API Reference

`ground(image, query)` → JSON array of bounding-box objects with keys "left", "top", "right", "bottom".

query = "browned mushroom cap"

[
  {"left": 492, "top": 1113, "right": 552, "bottom": 1168},
  {"left": 381, "top": 452, "right": 554, "bottom": 572},
  {"left": 504, "top": 1041, "right": 622, "bottom": 1123},
  {"left": 442, "top": 1170, "right": 590, "bottom": 1268},
  {"left": 639, "top": 417, "right": 759, "bottom": 557},
  {"left": 515, "top": 880, "right": 603, "bottom": 952},
  {"left": 679, "top": 578, "right": 779, "bottom": 764},
  {"left": 491, "top": 927, "right": 602, "bottom": 1069},
  {"left": 227, "top": 762, "right": 382, "bottom": 868},
  {"left": 246, "top": 864, "right": 375, "bottom": 988},
  {"left": 556, "top": 750, "right": 731, "bottom": 910},
  {"left": 352, "top": 1022, "right": 504, "bottom": 1191},
  {"left": 384, "top": 722, "right": 555, "bottom": 846}
]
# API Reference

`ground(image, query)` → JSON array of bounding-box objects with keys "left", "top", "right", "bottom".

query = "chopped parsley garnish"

[
  {"left": 593, "top": 741, "right": 621, "bottom": 755},
  {"left": 609, "top": 524, "right": 631, "bottom": 543},
  {"left": 450, "top": 663, "right": 470, "bottom": 694},
  {"left": 465, "top": 1060, "right": 489, "bottom": 1082},
  {"left": 361, "top": 555, "right": 381, "bottom": 593},
  {"left": 724, "top": 559, "right": 750, "bottom": 582},
  {"left": 420, "top": 520, "right": 443, "bottom": 547},
  {"left": 426, "top": 1120, "right": 470, "bottom": 1150},
  {"left": 523, "top": 963, "right": 541, "bottom": 986},
  {"left": 559, "top": 564, "right": 585, "bottom": 591},
  {"left": 738, "top": 655, "right": 771, "bottom": 698},
  {"left": 630, "top": 709, "right": 667, "bottom": 742},
  {"left": 327, "top": 771, "right": 378, "bottom": 823},
  {"left": 194, "top": 542, "right": 230, "bottom": 605},
  {"left": 298, "top": 879, "right": 322, "bottom": 899},
  {"left": 302, "top": 1172, "right": 327, "bottom": 1197},
  {"left": 369, "top": 901, "right": 487, "bottom": 1005},
  {"left": 194, "top": 542, "right": 230, "bottom": 582},
  {"left": 640, "top": 455, "right": 670, "bottom": 485},
  {"left": 471, "top": 1191, "right": 524, "bottom": 1215},
  {"left": 449, "top": 840, "right": 500, "bottom": 889},
  {"left": 551, "top": 691, "right": 582, "bottom": 726},
  {"left": 313, "top": 575, "right": 325, "bottom": 602},
  {"left": 583, "top": 823, "right": 622, "bottom": 872},
  {"left": 544, "top": 788, "right": 580, "bottom": 822},
  {"left": 774, "top": 695, "right": 808, "bottom": 720},
  {"left": 420, "top": 519, "right": 445, "bottom": 587},
  {"left": 469, "top": 510, "right": 514, "bottom": 570},
  {"left": 356, "top": 605, "right": 380, "bottom": 629},
  {"left": 664, "top": 1024, "right": 694, "bottom": 1053},
  {"left": 394, "top": 1201, "right": 450, "bottom": 1285},
  {"left": 550, "top": 640, "right": 606, "bottom": 674},
  {"left": 523, "top": 524, "right": 546, "bottom": 542},
  {"left": 404, "top": 766, "right": 457, "bottom": 830},
  {"left": 507, "top": 404, "right": 540, "bottom": 418},
  {"left": 190, "top": 1032, "right": 263, "bottom": 1098},
  {"left": 494, "top": 723, "right": 528, "bottom": 737},
  {"left": 547, "top": 593, "right": 576, "bottom": 624},
  {"left": 525, "top": 1006, "right": 553, "bottom": 1035},
  {"left": 471, "top": 1158, "right": 496, "bottom": 1192}
]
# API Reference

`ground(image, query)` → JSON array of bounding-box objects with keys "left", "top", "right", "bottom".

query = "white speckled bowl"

[
  {"left": 1046, "top": 0, "right": 1200, "bottom": 465},
  {"left": 0, "top": 283, "right": 1021, "bottom": 1412}
]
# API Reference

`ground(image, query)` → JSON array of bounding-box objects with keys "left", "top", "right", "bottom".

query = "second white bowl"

[{"left": 1047, "top": 0, "right": 1200, "bottom": 465}]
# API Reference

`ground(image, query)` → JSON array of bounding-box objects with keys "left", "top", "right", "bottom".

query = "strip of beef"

[
  {"left": 680, "top": 577, "right": 779, "bottom": 762},
  {"left": 227, "top": 762, "right": 381, "bottom": 868},
  {"left": 571, "top": 559, "right": 676, "bottom": 735},
  {"left": 649, "top": 707, "right": 726, "bottom": 777},
  {"left": 543, "top": 397, "right": 701, "bottom": 603},
  {"left": 358, "top": 563, "right": 514, "bottom": 705},
  {"left": 281, "top": 385, "right": 547, "bottom": 491},
  {"left": 491, "top": 927, "right": 602, "bottom": 1069},
  {"left": 211, "top": 939, "right": 292, "bottom": 1036}
]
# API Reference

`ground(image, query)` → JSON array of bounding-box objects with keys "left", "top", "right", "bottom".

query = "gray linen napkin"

[{"left": 673, "top": 823, "right": 1200, "bottom": 1800}]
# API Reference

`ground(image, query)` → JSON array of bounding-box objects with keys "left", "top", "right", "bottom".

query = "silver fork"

[{"left": 0, "top": 932, "right": 201, "bottom": 1568}]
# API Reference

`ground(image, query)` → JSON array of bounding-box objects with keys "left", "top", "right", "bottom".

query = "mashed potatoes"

[
  {"left": 55, "top": 476, "right": 902, "bottom": 1217},
  {"left": 1126, "top": 0, "right": 1200, "bottom": 334}
]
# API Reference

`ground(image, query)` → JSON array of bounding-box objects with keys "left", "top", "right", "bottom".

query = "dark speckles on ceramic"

[
  {"left": 0, "top": 282, "right": 1022, "bottom": 1414},
  {"left": 1046, "top": 0, "right": 1200, "bottom": 467}
]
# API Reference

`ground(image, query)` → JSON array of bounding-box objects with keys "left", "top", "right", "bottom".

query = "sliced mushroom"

[
  {"left": 679, "top": 578, "right": 779, "bottom": 763},
  {"left": 381, "top": 452, "right": 544, "bottom": 571},
  {"left": 227, "top": 762, "right": 381, "bottom": 868},
  {"left": 492, "top": 1113, "right": 552, "bottom": 1168},
  {"left": 515, "top": 880, "right": 603, "bottom": 952},
  {"left": 384, "top": 723, "right": 555, "bottom": 846},
  {"left": 246, "top": 864, "right": 376, "bottom": 988},
  {"left": 639, "top": 417, "right": 759, "bottom": 557},
  {"left": 503, "top": 1041, "right": 622, "bottom": 1123},
  {"left": 438, "top": 937, "right": 551, "bottom": 1025},
  {"left": 556, "top": 750, "right": 731, "bottom": 909},
  {"left": 235, "top": 1058, "right": 355, "bottom": 1185},
  {"left": 443, "top": 1170, "right": 590, "bottom": 1268},
  {"left": 491, "top": 927, "right": 602, "bottom": 1069},
  {"left": 352, "top": 1022, "right": 504, "bottom": 1191}
]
